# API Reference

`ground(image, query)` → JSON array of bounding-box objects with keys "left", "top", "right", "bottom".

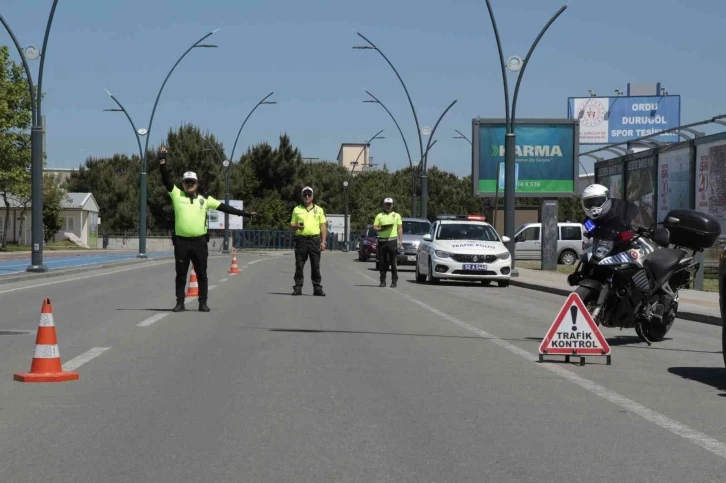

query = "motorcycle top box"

[{"left": 663, "top": 209, "right": 722, "bottom": 250}]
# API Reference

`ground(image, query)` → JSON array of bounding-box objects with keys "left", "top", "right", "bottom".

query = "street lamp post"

[
  {"left": 329, "top": 130, "right": 384, "bottom": 251},
  {"left": 420, "top": 100, "right": 458, "bottom": 220},
  {"left": 343, "top": 180, "right": 349, "bottom": 251},
  {"left": 484, "top": 0, "right": 569, "bottom": 271},
  {"left": 104, "top": 29, "right": 220, "bottom": 258},
  {"left": 0, "top": 0, "right": 60, "bottom": 272},
  {"left": 363, "top": 91, "right": 417, "bottom": 217},
  {"left": 354, "top": 33, "right": 426, "bottom": 214},
  {"left": 223, "top": 92, "right": 277, "bottom": 253}
]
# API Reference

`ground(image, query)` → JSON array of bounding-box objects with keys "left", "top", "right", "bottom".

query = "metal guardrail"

[{"left": 233, "top": 230, "right": 359, "bottom": 251}]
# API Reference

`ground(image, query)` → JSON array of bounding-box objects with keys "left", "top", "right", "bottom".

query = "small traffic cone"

[
  {"left": 228, "top": 253, "right": 241, "bottom": 275},
  {"left": 14, "top": 299, "right": 79, "bottom": 383},
  {"left": 186, "top": 266, "right": 199, "bottom": 297}
]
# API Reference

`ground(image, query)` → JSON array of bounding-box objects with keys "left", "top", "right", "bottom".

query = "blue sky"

[{"left": 3, "top": 0, "right": 726, "bottom": 177}]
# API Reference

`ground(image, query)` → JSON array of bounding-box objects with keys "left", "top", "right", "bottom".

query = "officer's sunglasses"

[
  {"left": 302, "top": 191, "right": 312, "bottom": 197},
  {"left": 183, "top": 180, "right": 197, "bottom": 186}
]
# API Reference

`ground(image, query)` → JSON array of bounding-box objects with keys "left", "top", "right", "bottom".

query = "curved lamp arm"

[{"left": 143, "top": 29, "right": 220, "bottom": 160}]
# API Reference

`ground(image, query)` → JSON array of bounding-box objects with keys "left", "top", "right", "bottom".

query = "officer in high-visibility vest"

[
  {"left": 158, "top": 146, "right": 257, "bottom": 312},
  {"left": 373, "top": 197, "right": 403, "bottom": 287},
  {"left": 289, "top": 186, "right": 327, "bottom": 296}
]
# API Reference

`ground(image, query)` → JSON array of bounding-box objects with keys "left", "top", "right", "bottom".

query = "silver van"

[{"left": 513, "top": 222, "right": 586, "bottom": 265}]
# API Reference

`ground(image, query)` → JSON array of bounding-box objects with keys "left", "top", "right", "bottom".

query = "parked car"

[
  {"left": 357, "top": 226, "right": 378, "bottom": 262},
  {"left": 513, "top": 222, "right": 586, "bottom": 265},
  {"left": 720, "top": 245, "right": 725, "bottom": 367},
  {"left": 416, "top": 215, "right": 512, "bottom": 287},
  {"left": 396, "top": 218, "right": 433, "bottom": 266}
]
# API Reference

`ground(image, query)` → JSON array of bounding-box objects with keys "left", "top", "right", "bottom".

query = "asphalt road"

[{"left": 0, "top": 251, "right": 725, "bottom": 482}]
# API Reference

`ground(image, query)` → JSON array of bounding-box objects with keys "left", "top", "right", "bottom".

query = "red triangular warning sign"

[{"left": 539, "top": 292, "right": 611, "bottom": 356}]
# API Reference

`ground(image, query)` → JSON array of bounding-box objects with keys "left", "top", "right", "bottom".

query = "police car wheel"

[
  {"left": 415, "top": 261, "right": 426, "bottom": 283},
  {"left": 427, "top": 260, "right": 439, "bottom": 285},
  {"left": 481, "top": 280, "right": 492, "bottom": 286},
  {"left": 498, "top": 280, "right": 510, "bottom": 288}
]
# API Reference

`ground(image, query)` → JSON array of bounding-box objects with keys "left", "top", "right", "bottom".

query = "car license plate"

[
  {"left": 407, "top": 256, "right": 416, "bottom": 262},
  {"left": 463, "top": 264, "right": 487, "bottom": 271}
]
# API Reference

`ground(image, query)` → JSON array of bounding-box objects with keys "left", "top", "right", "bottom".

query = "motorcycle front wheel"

[{"left": 574, "top": 285, "right": 600, "bottom": 325}]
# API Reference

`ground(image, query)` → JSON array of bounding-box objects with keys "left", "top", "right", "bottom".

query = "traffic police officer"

[
  {"left": 289, "top": 186, "right": 327, "bottom": 296},
  {"left": 158, "top": 146, "right": 257, "bottom": 312},
  {"left": 373, "top": 197, "right": 403, "bottom": 288}
]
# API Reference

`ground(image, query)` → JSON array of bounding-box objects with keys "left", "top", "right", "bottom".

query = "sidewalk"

[{"left": 511, "top": 267, "right": 722, "bottom": 327}]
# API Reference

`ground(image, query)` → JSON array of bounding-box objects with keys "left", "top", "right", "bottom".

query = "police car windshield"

[
  {"left": 437, "top": 224, "right": 500, "bottom": 241},
  {"left": 402, "top": 221, "right": 431, "bottom": 235}
]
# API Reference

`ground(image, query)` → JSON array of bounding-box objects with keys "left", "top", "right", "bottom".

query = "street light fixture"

[
  {"left": 453, "top": 130, "right": 472, "bottom": 145},
  {"left": 484, "top": 0, "right": 569, "bottom": 273},
  {"left": 0, "top": 0, "right": 60, "bottom": 272},
  {"left": 104, "top": 28, "right": 220, "bottom": 258}
]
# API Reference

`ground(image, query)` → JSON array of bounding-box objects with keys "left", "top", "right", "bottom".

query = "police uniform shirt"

[
  {"left": 169, "top": 185, "right": 221, "bottom": 237},
  {"left": 291, "top": 204, "right": 327, "bottom": 236},
  {"left": 374, "top": 211, "right": 402, "bottom": 239}
]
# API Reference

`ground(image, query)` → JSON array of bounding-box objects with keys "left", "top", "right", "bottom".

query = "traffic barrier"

[
  {"left": 14, "top": 298, "right": 79, "bottom": 383},
  {"left": 228, "top": 253, "right": 241, "bottom": 275},
  {"left": 186, "top": 266, "right": 199, "bottom": 297}
]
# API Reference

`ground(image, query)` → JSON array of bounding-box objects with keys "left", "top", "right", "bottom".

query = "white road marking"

[
  {"left": 349, "top": 266, "right": 726, "bottom": 460},
  {"left": 220, "top": 278, "right": 228, "bottom": 283},
  {"left": 137, "top": 313, "right": 168, "bottom": 327},
  {"left": 62, "top": 347, "right": 111, "bottom": 372},
  {"left": 0, "top": 259, "right": 171, "bottom": 296},
  {"left": 209, "top": 285, "right": 217, "bottom": 290}
]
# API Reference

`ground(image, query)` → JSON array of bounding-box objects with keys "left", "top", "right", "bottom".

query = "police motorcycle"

[{"left": 567, "top": 209, "right": 721, "bottom": 345}]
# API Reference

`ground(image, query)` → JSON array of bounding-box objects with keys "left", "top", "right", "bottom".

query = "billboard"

[
  {"left": 695, "top": 140, "right": 726, "bottom": 238},
  {"left": 472, "top": 119, "right": 578, "bottom": 198},
  {"left": 207, "top": 200, "right": 244, "bottom": 230},
  {"left": 567, "top": 95, "right": 681, "bottom": 144},
  {"left": 594, "top": 160, "right": 624, "bottom": 200},
  {"left": 656, "top": 147, "right": 692, "bottom": 221},
  {"left": 625, "top": 155, "right": 656, "bottom": 229}
]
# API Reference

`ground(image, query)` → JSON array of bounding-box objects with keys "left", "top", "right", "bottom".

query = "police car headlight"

[
  {"left": 434, "top": 250, "right": 452, "bottom": 259},
  {"left": 496, "top": 251, "right": 511, "bottom": 260}
]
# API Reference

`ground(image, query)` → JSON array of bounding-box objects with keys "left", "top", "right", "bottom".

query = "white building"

[{"left": 0, "top": 192, "right": 99, "bottom": 248}]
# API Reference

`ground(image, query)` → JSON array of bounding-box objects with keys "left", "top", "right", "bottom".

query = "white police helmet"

[{"left": 581, "top": 184, "right": 612, "bottom": 220}]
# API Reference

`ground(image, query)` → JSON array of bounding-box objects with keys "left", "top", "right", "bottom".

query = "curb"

[{"left": 509, "top": 279, "right": 722, "bottom": 327}]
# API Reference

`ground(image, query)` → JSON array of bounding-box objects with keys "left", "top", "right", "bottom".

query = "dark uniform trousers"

[
  {"left": 174, "top": 235, "right": 209, "bottom": 303},
  {"left": 294, "top": 235, "right": 322, "bottom": 289},
  {"left": 378, "top": 238, "right": 398, "bottom": 283}
]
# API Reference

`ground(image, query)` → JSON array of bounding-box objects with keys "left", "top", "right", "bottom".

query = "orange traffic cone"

[
  {"left": 228, "top": 253, "right": 241, "bottom": 275},
  {"left": 186, "top": 266, "right": 199, "bottom": 297},
  {"left": 14, "top": 299, "right": 79, "bottom": 383}
]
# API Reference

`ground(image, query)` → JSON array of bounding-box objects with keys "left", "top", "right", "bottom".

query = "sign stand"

[{"left": 538, "top": 292, "right": 612, "bottom": 366}]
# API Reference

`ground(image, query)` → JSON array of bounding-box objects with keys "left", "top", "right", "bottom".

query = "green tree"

[
  {"left": 0, "top": 46, "right": 32, "bottom": 247},
  {"left": 42, "top": 173, "right": 65, "bottom": 243}
]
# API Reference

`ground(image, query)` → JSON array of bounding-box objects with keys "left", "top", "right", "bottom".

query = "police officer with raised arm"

[
  {"left": 289, "top": 186, "right": 327, "bottom": 296},
  {"left": 373, "top": 197, "right": 403, "bottom": 288},
  {"left": 158, "top": 146, "right": 257, "bottom": 312}
]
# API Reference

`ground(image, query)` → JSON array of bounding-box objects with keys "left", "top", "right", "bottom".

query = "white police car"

[{"left": 415, "top": 215, "right": 512, "bottom": 287}]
